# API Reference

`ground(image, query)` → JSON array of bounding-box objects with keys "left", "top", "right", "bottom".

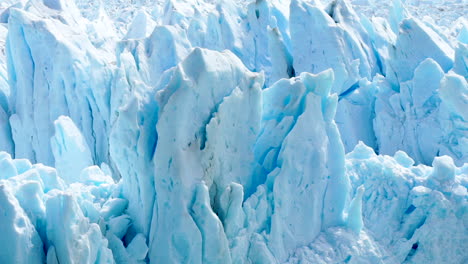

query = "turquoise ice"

[{"left": 0, "top": 0, "right": 466, "bottom": 263}]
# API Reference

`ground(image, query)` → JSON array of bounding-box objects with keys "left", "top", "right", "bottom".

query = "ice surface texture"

[{"left": 0, "top": 0, "right": 466, "bottom": 263}]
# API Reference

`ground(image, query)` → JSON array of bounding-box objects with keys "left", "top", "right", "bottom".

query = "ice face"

[
  {"left": 51, "top": 116, "right": 93, "bottom": 184},
  {"left": 0, "top": 0, "right": 466, "bottom": 263},
  {"left": 346, "top": 143, "right": 467, "bottom": 263},
  {"left": 0, "top": 183, "right": 44, "bottom": 264},
  {"left": 374, "top": 58, "right": 468, "bottom": 166},
  {"left": 149, "top": 47, "right": 262, "bottom": 263}
]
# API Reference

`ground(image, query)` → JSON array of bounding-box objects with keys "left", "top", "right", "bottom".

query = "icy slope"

[{"left": 0, "top": 0, "right": 467, "bottom": 263}]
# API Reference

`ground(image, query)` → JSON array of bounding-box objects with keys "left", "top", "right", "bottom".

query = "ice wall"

[
  {"left": 346, "top": 143, "right": 467, "bottom": 263},
  {"left": 0, "top": 0, "right": 466, "bottom": 263}
]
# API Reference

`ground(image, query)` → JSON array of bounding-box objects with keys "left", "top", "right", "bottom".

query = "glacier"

[{"left": 0, "top": 0, "right": 466, "bottom": 263}]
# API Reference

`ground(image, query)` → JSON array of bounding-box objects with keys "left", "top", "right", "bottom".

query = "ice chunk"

[
  {"left": 346, "top": 185, "right": 365, "bottom": 234},
  {"left": 389, "top": 0, "right": 409, "bottom": 34},
  {"left": 335, "top": 78, "right": 379, "bottom": 152},
  {"left": 107, "top": 214, "right": 132, "bottom": 239},
  {"left": 51, "top": 116, "right": 93, "bottom": 184},
  {"left": 145, "top": 25, "right": 192, "bottom": 84},
  {"left": 389, "top": 18, "right": 454, "bottom": 83},
  {"left": 202, "top": 82, "right": 262, "bottom": 197},
  {"left": 346, "top": 142, "right": 467, "bottom": 263},
  {"left": 430, "top": 156, "right": 456, "bottom": 183},
  {"left": 453, "top": 43, "right": 468, "bottom": 77},
  {"left": 263, "top": 71, "right": 350, "bottom": 261},
  {"left": 100, "top": 198, "right": 128, "bottom": 220},
  {"left": 33, "top": 164, "right": 65, "bottom": 193},
  {"left": 149, "top": 48, "right": 263, "bottom": 263},
  {"left": 0, "top": 107, "right": 13, "bottom": 154},
  {"left": 43, "top": 0, "right": 64, "bottom": 11},
  {"left": 269, "top": 90, "right": 330, "bottom": 260},
  {"left": 126, "top": 233, "right": 148, "bottom": 261},
  {"left": 109, "top": 50, "right": 158, "bottom": 236},
  {"left": 0, "top": 152, "right": 17, "bottom": 179},
  {"left": 190, "top": 183, "right": 231, "bottom": 263},
  {"left": 46, "top": 192, "right": 114, "bottom": 263},
  {"left": 248, "top": 233, "right": 276, "bottom": 263},
  {"left": 106, "top": 233, "right": 132, "bottom": 263},
  {"left": 246, "top": 0, "right": 293, "bottom": 85},
  {"left": 0, "top": 184, "right": 44, "bottom": 264},
  {"left": 80, "top": 165, "right": 114, "bottom": 186},
  {"left": 267, "top": 25, "right": 294, "bottom": 84},
  {"left": 218, "top": 182, "right": 245, "bottom": 239},
  {"left": 13, "top": 158, "right": 32, "bottom": 174},
  {"left": 7, "top": 6, "right": 113, "bottom": 167},
  {"left": 346, "top": 141, "right": 376, "bottom": 160},
  {"left": 439, "top": 73, "right": 468, "bottom": 121},
  {"left": 13, "top": 180, "right": 47, "bottom": 241},
  {"left": 374, "top": 58, "right": 467, "bottom": 165},
  {"left": 125, "top": 10, "right": 156, "bottom": 40},
  {"left": 290, "top": 0, "right": 378, "bottom": 94},
  {"left": 394, "top": 150, "right": 415, "bottom": 168}
]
